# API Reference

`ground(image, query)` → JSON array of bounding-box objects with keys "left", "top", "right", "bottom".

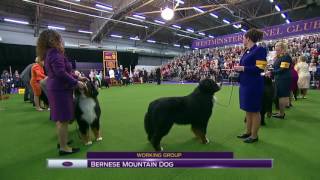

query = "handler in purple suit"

[{"left": 37, "top": 30, "right": 86, "bottom": 155}]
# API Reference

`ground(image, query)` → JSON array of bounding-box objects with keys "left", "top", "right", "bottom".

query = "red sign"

[{"left": 103, "top": 51, "right": 117, "bottom": 69}]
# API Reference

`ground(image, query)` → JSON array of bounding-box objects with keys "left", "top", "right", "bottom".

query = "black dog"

[
  {"left": 144, "top": 78, "right": 221, "bottom": 151},
  {"left": 261, "top": 76, "right": 274, "bottom": 125},
  {"left": 75, "top": 80, "right": 102, "bottom": 145}
]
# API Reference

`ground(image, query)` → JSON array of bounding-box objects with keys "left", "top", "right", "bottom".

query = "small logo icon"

[{"left": 62, "top": 161, "right": 73, "bottom": 167}]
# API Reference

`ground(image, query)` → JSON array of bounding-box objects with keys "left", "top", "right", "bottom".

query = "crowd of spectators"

[{"left": 160, "top": 34, "right": 320, "bottom": 87}]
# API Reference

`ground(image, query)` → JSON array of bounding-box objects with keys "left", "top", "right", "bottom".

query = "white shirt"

[
  {"left": 295, "top": 62, "right": 310, "bottom": 77},
  {"left": 109, "top": 69, "right": 115, "bottom": 78}
]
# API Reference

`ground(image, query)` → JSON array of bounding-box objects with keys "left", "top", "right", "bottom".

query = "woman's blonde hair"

[
  {"left": 275, "top": 41, "right": 288, "bottom": 53},
  {"left": 36, "top": 29, "right": 64, "bottom": 61},
  {"left": 298, "top": 55, "right": 307, "bottom": 62}
]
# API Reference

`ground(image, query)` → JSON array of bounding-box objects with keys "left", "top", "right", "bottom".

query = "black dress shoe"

[
  {"left": 272, "top": 113, "right": 285, "bottom": 119},
  {"left": 243, "top": 137, "right": 259, "bottom": 143},
  {"left": 59, "top": 148, "right": 80, "bottom": 156},
  {"left": 57, "top": 140, "right": 73, "bottom": 149},
  {"left": 237, "top": 133, "right": 251, "bottom": 139}
]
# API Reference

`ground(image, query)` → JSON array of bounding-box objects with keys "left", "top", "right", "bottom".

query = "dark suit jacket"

[{"left": 20, "top": 63, "right": 34, "bottom": 84}]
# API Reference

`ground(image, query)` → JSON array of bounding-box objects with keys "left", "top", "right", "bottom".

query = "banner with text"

[{"left": 192, "top": 17, "right": 320, "bottom": 49}]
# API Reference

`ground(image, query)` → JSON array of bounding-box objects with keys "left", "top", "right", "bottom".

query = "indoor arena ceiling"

[{"left": 0, "top": 0, "right": 320, "bottom": 47}]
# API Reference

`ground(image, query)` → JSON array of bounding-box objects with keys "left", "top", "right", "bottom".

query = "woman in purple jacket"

[{"left": 37, "top": 30, "right": 85, "bottom": 155}]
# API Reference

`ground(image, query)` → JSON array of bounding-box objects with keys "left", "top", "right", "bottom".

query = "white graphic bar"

[{"left": 47, "top": 159, "right": 87, "bottom": 168}]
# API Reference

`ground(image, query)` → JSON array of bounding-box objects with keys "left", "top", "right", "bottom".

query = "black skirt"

[{"left": 275, "top": 76, "right": 291, "bottom": 98}]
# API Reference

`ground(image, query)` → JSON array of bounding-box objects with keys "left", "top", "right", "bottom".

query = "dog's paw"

[
  {"left": 202, "top": 138, "right": 210, "bottom": 144},
  {"left": 96, "top": 137, "right": 103, "bottom": 141},
  {"left": 84, "top": 141, "right": 93, "bottom": 146},
  {"left": 154, "top": 146, "right": 163, "bottom": 151}
]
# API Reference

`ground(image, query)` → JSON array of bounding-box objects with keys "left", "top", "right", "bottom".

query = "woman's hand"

[
  {"left": 77, "top": 81, "right": 86, "bottom": 89},
  {"left": 234, "top": 66, "right": 245, "bottom": 72},
  {"left": 265, "top": 71, "right": 272, "bottom": 77},
  {"left": 78, "top": 76, "right": 89, "bottom": 82}
]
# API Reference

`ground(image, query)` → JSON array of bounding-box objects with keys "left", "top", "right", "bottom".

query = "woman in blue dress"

[
  {"left": 234, "top": 29, "right": 267, "bottom": 143},
  {"left": 269, "top": 42, "right": 292, "bottom": 119}
]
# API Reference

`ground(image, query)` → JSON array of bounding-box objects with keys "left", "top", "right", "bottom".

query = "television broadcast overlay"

[{"left": 47, "top": 152, "right": 273, "bottom": 169}]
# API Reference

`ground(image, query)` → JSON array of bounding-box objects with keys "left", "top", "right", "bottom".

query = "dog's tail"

[{"left": 144, "top": 107, "right": 153, "bottom": 141}]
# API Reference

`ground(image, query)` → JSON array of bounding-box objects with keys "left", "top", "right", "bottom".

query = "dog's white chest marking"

[{"left": 79, "top": 95, "right": 97, "bottom": 124}]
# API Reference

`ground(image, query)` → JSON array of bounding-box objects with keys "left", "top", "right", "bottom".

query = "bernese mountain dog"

[
  {"left": 144, "top": 78, "right": 221, "bottom": 151},
  {"left": 74, "top": 80, "right": 102, "bottom": 145}
]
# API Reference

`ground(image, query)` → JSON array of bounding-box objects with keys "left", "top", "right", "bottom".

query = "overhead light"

[
  {"left": 209, "top": 13, "right": 218, "bottom": 18},
  {"left": 208, "top": 35, "right": 214, "bottom": 38},
  {"left": 110, "top": 34, "right": 123, "bottom": 38},
  {"left": 129, "top": 36, "right": 140, "bottom": 41},
  {"left": 177, "top": 33, "right": 199, "bottom": 40},
  {"left": 241, "top": 28, "right": 247, "bottom": 32},
  {"left": 193, "top": 7, "right": 204, "bottom": 13},
  {"left": 78, "top": 30, "right": 92, "bottom": 34},
  {"left": 286, "top": 19, "right": 291, "bottom": 24},
  {"left": 127, "top": 16, "right": 144, "bottom": 22},
  {"left": 174, "top": 0, "right": 184, "bottom": 5},
  {"left": 281, "top": 13, "right": 286, "bottom": 19},
  {"left": 233, "top": 24, "right": 241, "bottom": 29},
  {"left": 144, "top": 26, "right": 148, "bottom": 29},
  {"left": 186, "top": 28, "right": 194, "bottom": 33},
  {"left": 194, "top": 48, "right": 199, "bottom": 50},
  {"left": 198, "top": 32, "right": 205, "bottom": 36},
  {"left": 48, "top": 25, "right": 65, "bottom": 30},
  {"left": 161, "top": 7, "right": 174, "bottom": 21},
  {"left": 174, "top": 44, "right": 181, "bottom": 47},
  {"left": 154, "top": 20, "right": 165, "bottom": 24},
  {"left": 269, "top": 0, "right": 274, "bottom": 3},
  {"left": 0, "top": 36, "right": 2, "bottom": 41},
  {"left": 4, "top": 18, "right": 29, "bottom": 25},
  {"left": 147, "top": 40, "right": 156, "bottom": 43},
  {"left": 65, "top": 42, "right": 78, "bottom": 47},
  {"left": 223, "top": 19, "right": 230, "bottom": 24},
  {"left": 184, "top": 45, "right": 190, "bottom": 49},
  {"left": 275, "top": 5, "right": 281, "bottom": 12},
  {"left": 172, "top": 24, "right": 181, "bottom": 29},
  {"left": 132, "top": 14, "right": 146, "bottom": 20},
  {"left": 95, "top": 4, "right": 113, "bottom": 11}
]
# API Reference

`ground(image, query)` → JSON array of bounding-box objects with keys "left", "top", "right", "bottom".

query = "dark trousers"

[
  {"left": 123, "top": 78, "right": 129, "bottom": 86},
  {"left": 293, "top": 89, "right": 299, "bottom": 100},
  {"left": 274, "top": 98, "right": 279, "bottom": 110},
  {"left": 23, "top": 82, "right": 34, "bottom": 103}
]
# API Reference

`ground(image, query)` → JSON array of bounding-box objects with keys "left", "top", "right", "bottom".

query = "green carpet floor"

[{"left": 0, "top": 84, "right": 319, "bottom": 180}]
